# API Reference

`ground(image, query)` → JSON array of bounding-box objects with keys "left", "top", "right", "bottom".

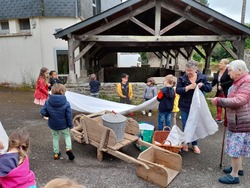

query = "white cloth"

[
  {"left": 0, "top": 121, "right": 8, "bottom": 154},
  {"left": 183, "top": 86, "right": 218, "bottom": 144},
  {"left": 65, "top": 91, "right": 159, "bottom": 115},
  {"left": 164, "top": 125, "right": 185, "bottom": 146}
]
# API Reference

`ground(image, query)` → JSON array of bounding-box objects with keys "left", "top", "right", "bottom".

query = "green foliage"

[
  {"left": 139, "top": 52, "right": 148, "bottom": 65},
  {"left": 211, "top": 42, "right": 233, "bottom": 62},
  {"left": 206, "top": 91, "right": 217, "bottom": 118}
]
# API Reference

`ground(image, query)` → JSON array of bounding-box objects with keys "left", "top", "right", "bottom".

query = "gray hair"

[
  {"left": 228, "top": 60, "right": 249, "bottom": 73},
  {"left": 185, "top": 60, "right": 198, "bottom": 69}
]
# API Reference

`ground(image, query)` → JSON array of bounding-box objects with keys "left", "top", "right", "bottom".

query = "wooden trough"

[{"left": 71, "top": 111, "right": 182, "bottom": 187}]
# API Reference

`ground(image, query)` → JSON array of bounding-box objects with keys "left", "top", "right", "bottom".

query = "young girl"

[
  {"left": 0, "top": 129, "right": 36, "bottom": 188},
  {"left": 34, "top": 67, "right": 50, "bottom": 106},
  {"left": 89, "top": 74, "right": 100, "bottom": 98},
  {"left": 40, "top": 84, "right": 75, "bottom": 160},
  {"left": 142, "top": 77, "right": 157, "bottom": 116}
]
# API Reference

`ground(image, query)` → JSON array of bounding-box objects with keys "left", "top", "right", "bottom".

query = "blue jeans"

[
  {"left": 158, "top": 111, "right": 171, "bottom": 130},
  {"left": 180, "top": 110, "right": 198, "bottom": 146}
]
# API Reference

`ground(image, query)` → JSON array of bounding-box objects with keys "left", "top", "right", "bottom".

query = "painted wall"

[{"left": 0, "top": 17, "right": 81, "bottom": 85}]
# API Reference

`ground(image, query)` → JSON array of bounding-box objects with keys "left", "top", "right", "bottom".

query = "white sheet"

[
  {"left": 65, "top": 91, "right": 159, "bottom": 114},
  {"left": 0, "top": 121, "right": 9, "bottom": 154},
  {"left": 183, "top": 86, "right": 218, "bottom": 144}
]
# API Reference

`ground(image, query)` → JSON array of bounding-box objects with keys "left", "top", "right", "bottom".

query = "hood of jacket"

[
  {"left": 48, "top": 95, "right": 67, "bottom": 108},
  {"left": 0, "top": 157, "right": 36, "bottom": 188}
]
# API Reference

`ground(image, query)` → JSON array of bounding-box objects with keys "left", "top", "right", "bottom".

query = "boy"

[
  {"left": 117, "top": 73, "right": 133, "bottom": 104},
  {"left": 49, "top": 70, "right": 61, "bottom": 90},
  {"left": 157, "top": 74, "right": 176, "bottom": 130}
]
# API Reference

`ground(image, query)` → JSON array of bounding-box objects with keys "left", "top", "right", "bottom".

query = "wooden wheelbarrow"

[{"left": 71, "top": 111, "right": 182, "bottom": 187}]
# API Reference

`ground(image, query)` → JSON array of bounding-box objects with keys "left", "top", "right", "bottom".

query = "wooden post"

[
  {"left": 67, "top": 35, "right": 77, "bottom": 84},
  {"left": 155, "top": 0, "right": 161, "bottom": 36}
]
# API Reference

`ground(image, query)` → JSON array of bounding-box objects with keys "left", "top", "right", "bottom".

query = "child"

[
  {"left": 172, "top": 77, "right": 180, "bottom": 126},
  {"left": 142, "top": 77, "right": 157, "bottom": 116},
  {"left": 89, "top": 74, "right": 100, "bottom": 98},
  {"left": 117, "top": 73, "right": 133, "bottom": 104},
  {"left": 0, "top": 129, "right": 36, "bottom": 188},
  {"left": 34, "top": 67, "right": 50, "bottom": 106},
  {"left": 40, "top": 84, "right": 75, "bottom": 160},
  {"left": 44, "top": 178, "right": 86, "bottom": 188},
  {"left": 49, "top": 70, "right": 61, "bottom": 90},
  {"left": 157, "top": 74, "right": 176, "bottom": 130}
]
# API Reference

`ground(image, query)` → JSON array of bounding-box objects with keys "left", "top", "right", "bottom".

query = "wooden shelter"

[{"left": 54, "top": 0, "right": 250, "bottom": 83}]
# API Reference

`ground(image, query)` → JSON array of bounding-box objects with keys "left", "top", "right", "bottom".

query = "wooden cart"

[{"left": 71, "top": 111, "right": 182, "bottom": 187}]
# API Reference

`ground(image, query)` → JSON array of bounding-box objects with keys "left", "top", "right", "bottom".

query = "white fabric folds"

[
  {"left": 183, "top": 86, "right": 218, "bottom": 144},
  {"left": 0, "top": 121, "right": 8, "bottom": 154},
  {"left": 65, "top": 91, "right": 159, "bottom": 114}
]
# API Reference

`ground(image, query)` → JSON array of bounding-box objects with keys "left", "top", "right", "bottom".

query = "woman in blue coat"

[{"left": 176, "top": 60, "right": 212, "bottom": 154}]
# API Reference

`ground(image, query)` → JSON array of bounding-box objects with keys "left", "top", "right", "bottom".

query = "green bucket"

[{"left": 137, "top": 122, "right": 154, "bottom": 151}]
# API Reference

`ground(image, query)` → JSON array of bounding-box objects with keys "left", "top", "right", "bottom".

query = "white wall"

[{"left": 0, "top": 17, "right": 80, "bottom": 85}]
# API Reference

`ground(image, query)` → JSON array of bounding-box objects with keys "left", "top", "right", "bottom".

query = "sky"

[{"left": 208, "top": 0, "right": 250, "bottom": 24}]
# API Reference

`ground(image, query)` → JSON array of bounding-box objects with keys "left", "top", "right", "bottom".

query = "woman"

[
  {"left": 209, "top": 60, "right": 250, "bottom": 184},
  {"left": 176, "top": 60, "right": 212, "bottom": 154},
  {"left": 212, "top": 59, "right": 233, "bottom": 123}
]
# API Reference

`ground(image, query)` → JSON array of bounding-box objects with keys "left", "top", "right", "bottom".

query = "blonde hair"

[
  {"left": 44, "top": 178, "right": 86, "bottom": 188},
  {"left": 165, "top": 74, "right": 176, "bottom": 86},
  {"left": 38, "top": 67, "right": 49, "bottom": 84},
  {"left": 220, "top": 58, "right": 229, "bottom": 65},
  {"left": 8, "top": 129, "right": 30, "bottom": 165},
  {"left": 51, "top": 84, "right": 66, "bottom": 95},
  {"left": 147, "top": 77, "right": 156, "bottom": 85},
  {"left": 90, "top": 74, "right": 96, "bottom": 81}
]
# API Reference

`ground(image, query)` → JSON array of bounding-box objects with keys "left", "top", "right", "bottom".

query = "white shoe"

[
  {"left": 142, "top": 110, "right": 146, "bottom": 115},
  {"left": 148, "top": 112, "right": 152, "bottom": 116}
]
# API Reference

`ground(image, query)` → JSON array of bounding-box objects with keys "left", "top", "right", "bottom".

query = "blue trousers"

[
  {"left": 158, "top": 111, "right": 171, "bottom": 130},
  {"left": 180, "top": 110, "right": 198, "bottom": 146}
]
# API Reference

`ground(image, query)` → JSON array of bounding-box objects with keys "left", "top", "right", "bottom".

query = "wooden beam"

[
  {"left": 73, "top": 40, "right": 80, "bottom": 51},
  {"left": 219, "top": 42, "right": 238, "bottom": 59},
  {"left": 177, "top": 48, "right": 188, "bottom": 59},
  {"left": 165, "top": 50, "right": 176, "bottom": 59},
  {"left": 84, "top": 2, "right": 155, "bottom": 35},
  {"left": 86, "top": 46, "right": 101, "bottom": 61},
  {"left": 130, "top": 17, "right": 155, "bottom": 35},
  {"left": 68, "top": 38, "right": 75, "bottom": 73},
  {"left": 74, "top": 42, "right": 96, "bottom": 62},
  {"left": 193, "top": 46, "right": 206, "bottom": 59},
  {"left": 155, "top": 0, "right": 161, "bottom": 35},
  {"left": 160, "top": 17, "right": 186, "bottom": 35},
  {"left": 83, "top": 35, "right": 239, "bottom": 42},
  {"left": 162, "top": 1, "right": 228, "bottom": 35}
]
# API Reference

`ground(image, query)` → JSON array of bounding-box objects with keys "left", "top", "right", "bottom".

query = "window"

[
  {"left": 92, "top": 0, "right": 101, "bottom": 15},
  {"left": 56, "top": 50, "right": 69, "bottom": 74},
  {"left": 19, "top": 19, "right": 30, "bottom": 31},
  {"left": 0, "top": 21, "right": 9, "bottom": 33}
]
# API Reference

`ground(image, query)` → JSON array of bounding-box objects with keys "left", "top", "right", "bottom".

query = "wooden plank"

[
  {"left": 83, "top": 116, "right": 117, "bottom": 146},
  {"left": 81, "top": 117, "right": 89, "bottom": 144},
  {"left": 155, "top": 0, "right": 161, "bottom": 36},
  {"left": 124, "top": 133, "right": 139, "bottom": 142},
  {"left": 83, "top": 35, "right": 239, "bottom": 42},
  {"left": 97, "top": 129, "right": 110, "bottom": 161},
  {"left": 162, "top": 1, "right": 228, "bottom": 35},
  {"left": 160, "top": 17, "right": 186, "bottom": 35},
  {"left": 219, "top": 42, "right": 238, "bottom": 59},
  {"left": 107, "top": 149, "right": 149, "bottom": 170},
  {"left": 193, "top": 46, "right": 206, "bottom": 59},
  {"left": 84, "top": 3, "right": 155, "bottom": 35},
  {"left": 74, "top": 42, "right": 96, "bottom": 62},
  {"left": 130, "top": 17, "right": 155, "bottom": 35},
  {"left": 125, "top": 118, "right": 140, "bottom": 135}
]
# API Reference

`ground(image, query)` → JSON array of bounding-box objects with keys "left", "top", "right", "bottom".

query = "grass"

[{"left": 205, "top": 91, "right": 217, "bottom": 118}]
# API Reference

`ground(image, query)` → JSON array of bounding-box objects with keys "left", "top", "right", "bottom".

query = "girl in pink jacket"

[{"left": 0, "top": 129, "right": 36, "bottom": 188}]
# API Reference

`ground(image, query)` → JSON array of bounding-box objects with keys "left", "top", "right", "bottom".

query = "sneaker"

[
  {"left": 43, "top": 116, "right": 49, "bottom": 120},
  {"left": 182, "top": 144, "right": 188, "bottom": 152},
  {"left": 215, "top": 119, "right": 223, "bottom": 123},
  {"left": 142, "top": 110, "right": 146, "bottom": 115},
  {"left": 148, "top": 112, "right": 152, "bottom": 116},
  {"left": 192, "top": 145, "right": 201, "bottom": 154},
  {"left": 54, "top": 152, "right": 60, "bottom": 160},
  {"left": 223, "top": 166, "right": 244, "bottom": 176},
  {"left": 66, "top": 149, "right": 75, "bottom": 161},
  {"left": 218, "top": 174, "right": 240, "bottom": 184}
]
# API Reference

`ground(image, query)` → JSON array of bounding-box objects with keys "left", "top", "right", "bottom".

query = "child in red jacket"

[{"left": 34, "top": 67, "right": 50, "bottom": 105}]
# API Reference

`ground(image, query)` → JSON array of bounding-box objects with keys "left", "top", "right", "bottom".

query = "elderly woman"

[
  {"left": 176, "top": 60, "right": 212, "bottom": 154},
  {"left": 209, "top": 60, "right": 250, "bottom": 184},
  {"left": 212, "top": 59, "right": 233, "bottom": 123}
]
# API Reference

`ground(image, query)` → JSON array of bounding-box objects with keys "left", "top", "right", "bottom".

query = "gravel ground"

[{"left": 0, "top": 87, "right": 249, "bottom": 188}]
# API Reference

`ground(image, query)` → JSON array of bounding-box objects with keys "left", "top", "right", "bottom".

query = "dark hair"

[
  {"left": 49, "top": 70, "right": 57, "bottom": 76},
  {"left": 121, "top": 73, "right": 129, "bottom": 78}
]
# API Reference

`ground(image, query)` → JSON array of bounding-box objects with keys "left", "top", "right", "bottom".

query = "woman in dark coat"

[{"left": 212, "top": 59, "right": 233, "bottom": 123}]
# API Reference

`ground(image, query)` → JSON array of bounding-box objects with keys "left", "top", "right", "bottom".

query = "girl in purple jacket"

[{"left": 0, "top": 129, "right": 36, "bottom": 188}]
